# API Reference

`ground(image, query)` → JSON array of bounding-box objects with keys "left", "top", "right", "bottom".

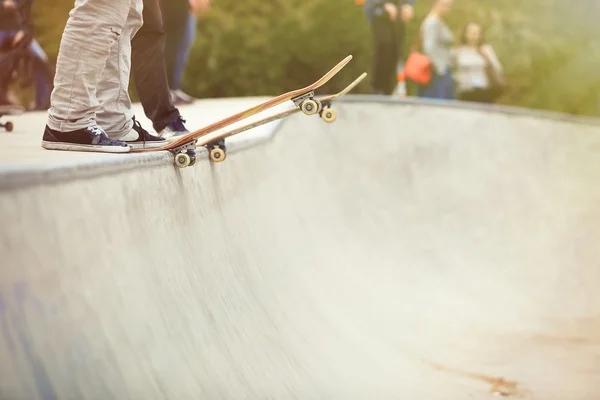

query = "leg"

[
  {"left": 417, "top": 72, "right": 440, "bottom": 98},
  {"left": 371, "top": 17, "right": 396, "bottom": 95},
  {"left": 392, "top": 19, "right": 407, "bottom": 96},
  {"left": 458, "top": 88, "right": 489, "bottom": 103},
  {"left": 95, "top": 0, "right": 144, "bottom": 137},
  {"left": 94, "top": 0, "right": 167, "bottom": 149},
  {"left": 31, "top": 58, "right": 52, "bottom": 110},
  {"left": 28, "top": 39, "right": 49, "bottom": 63},
  {"left": 481, "top": 87, "right": 499, "bottom": 103},
  {"left": 172, "top": 13, "right": 196, "bottom": 92},
  {"left": 457, "top": 90, "right": 477, "bottom": 102},
  {"left": 29, "top": 40, "right": 53, "bottom": 110},
  {"left": 419, "top": 69, "right": 454, "bottom": 99},
  {"left": 440, "top": 68, "right": 455, "bottom": 99},
  {"left": 46, "top": 0, "right": 133, "bottom": 132},
  {"left": 161, "top": 0, "right": 190, "bottom": 89},
  {"left": 0, "top": 31, "right": 15, "bottom": 105},
  {"left": 42, "top": 0, "right": 133, "bottom": 153},
  {"left": 370, "top": 18, "right": 388, "bottom": 94},
  {"left": 131, "top": 0, "right": 181, "bottom": 132},
  {"left": 383, "top": 20, "right": 400, "bottom": 95},
  {"left": 394, "top": 18, "right": 407, "bottom": 62},
  {"left": 170, "top": 13, "right": 197, "bottom": 103}
]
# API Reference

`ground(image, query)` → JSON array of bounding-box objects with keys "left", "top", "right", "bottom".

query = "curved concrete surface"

[{"left": 1, "top": 100, "right": 600, "bottom": 399}]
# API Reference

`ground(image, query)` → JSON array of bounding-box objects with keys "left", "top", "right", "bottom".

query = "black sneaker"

[
  {"left": 120, "top": 118, "right": 167, "bottom": 149},
  {"left": 41, "top": 125, "right": 130, "bottom": 153},
  {"left": 158, "top": 116, "right": 190, "bottom": 140}
]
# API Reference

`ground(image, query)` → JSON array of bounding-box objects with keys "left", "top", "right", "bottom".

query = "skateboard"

[
  {"left": 0, "top": 104, "right": 24, "bottom": 132},
  {"left": 130, "top": 55, "right": 354, "bottom": 166},
  {"left": 193, "top": 72, "right": 368, "bottom": 163}
]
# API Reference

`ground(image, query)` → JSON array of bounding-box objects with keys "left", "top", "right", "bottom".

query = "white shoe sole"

[
  {"left": 126, "top": 141, "right": 167, "bottom": 150},
  {"left": 41, "top": 141, "right": 130, "bottom": 153},
  {"left": 159, "top": 132, "right": 191, "bottom": 142}
]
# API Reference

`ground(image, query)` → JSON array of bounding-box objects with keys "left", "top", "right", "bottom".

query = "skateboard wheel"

[
  {"left": 5, "top": 122, "right": 13, "bottom": 132},
  {"left": 189, "top": 156, "right": 196, "bottom": 166},
  {"left": 209, "top": 147, "right": 226, "bottom": 163},
  {"left": 300, "top": 99, "right": 321, "bottom": 116},
  {"left": 174, "top": 153, "right": 191, "bottom": 168},
  {"left": 321, "top": 108, "right": 336, "bottom": 123}
]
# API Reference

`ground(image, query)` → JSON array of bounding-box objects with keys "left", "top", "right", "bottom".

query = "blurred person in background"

[
  {"left": 417, "top": 0, "right": 455, "bottom": 99},
  {"left": 364, "top": 0, "right": 416, "bottom": 95},
  {"left": 161, "top": 0, "right": 209, "bottom": 105},
  {"left": 391, "top": 0, "right": 415, "bottom": 97},
  {"left": 131, "top": 0, "right": 191, "bottom": 139},
  {"left": 0, "top": 0, "right": 52, "bottom": 110},
  {"left": 452, "top": 21, "right": 505, "bottom": 103}
]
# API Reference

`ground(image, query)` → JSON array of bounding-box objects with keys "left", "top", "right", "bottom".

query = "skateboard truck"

[
  {"left": 206, "top": 138, "right": 226, "bottom": 163},
  {"left": 318, "top": 99, "right": 337, "bottom": 123},
  {"left": 171, "top": 139, "right": 197, "bottom": 168},
  {"left": 171, "top": 137, "right": 227, "bottom": 168},
  {"left": 292, "top": 91, "right": 322, "bottom": 116},
  {"left": 293, "top": 92, "right": 336, "bottom": 123}
]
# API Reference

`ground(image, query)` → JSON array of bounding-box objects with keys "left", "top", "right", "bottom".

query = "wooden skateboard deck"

[
  {"left": 0, "top": 104, "right": 25, "bottom": 132},
  {"left": 130, "top": 55, "right": 353, "bottom": 160},
  {"left": 189, "top": 72, "right": 367, "bottom": 165}
]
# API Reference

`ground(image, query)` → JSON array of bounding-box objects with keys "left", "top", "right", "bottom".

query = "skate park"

[{"left": 1, "top": 95, "right": 599, "bottom": 399}]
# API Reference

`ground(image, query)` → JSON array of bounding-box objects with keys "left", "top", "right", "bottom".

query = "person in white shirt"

[{"left": 452, "top": 21, "right": 505, "bottom": 103}]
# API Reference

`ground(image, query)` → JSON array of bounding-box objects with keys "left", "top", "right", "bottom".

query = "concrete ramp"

[{"left": 1, "top": 99, "right": 600, "bottom": 399}]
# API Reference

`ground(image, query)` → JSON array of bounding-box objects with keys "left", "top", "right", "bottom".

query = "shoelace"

[
  {"left": 175, "top": 117, "right": 187, "bottom": 129},
  {"left": 88, "top": 126, "right": 105, "bottom": 136},
  {"left": 132, "top": 118, "right": 147, "bottom": 144},
  {"left": 132, "top": 118, "right": 143, "bottom": 131}
]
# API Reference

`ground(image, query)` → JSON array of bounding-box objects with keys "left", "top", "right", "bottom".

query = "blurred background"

[{"left": 8, "top": 0, "right": 600, "bottom": 116}]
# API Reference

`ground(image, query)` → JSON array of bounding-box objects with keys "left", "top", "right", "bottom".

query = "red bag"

[
  {"left": 403, "top": 29, "right": 432, "bottom": 85},
  {"left": 404, "top": 52, "right": 432, "bottom": 85}
]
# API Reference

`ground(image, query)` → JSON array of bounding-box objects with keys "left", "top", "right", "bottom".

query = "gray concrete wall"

[{"left": 1, "top": 101, "right": 600, "bottom": 399}]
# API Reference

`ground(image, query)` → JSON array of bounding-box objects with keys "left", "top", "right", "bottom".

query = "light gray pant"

[{"left": 47, "top": 0, "right": 143, "bottom": 139}]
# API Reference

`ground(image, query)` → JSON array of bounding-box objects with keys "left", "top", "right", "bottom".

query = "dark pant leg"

[
  {"left": 160, "top": 0, "right": 190, "bottom": 88},
  {"left": 30, "top": 55, "right": 54, "bottom": 110},
  {"left": 418, "top": 71, "right": 440, "bottom": 98},
  {"left": 418, "top": 68, "right": 455, "bottom": 99},
  {"left": 131, "top": 0, "right": 179, "bottom": 132},
  {"left": 394, "top": 18, "right": 406, "bottom": 62},
  {"left": 371, "top": 17, "right": 397, "bottom": 95},
  {"left": 458, "top": 88, "right": 495, "bottom": 103}
]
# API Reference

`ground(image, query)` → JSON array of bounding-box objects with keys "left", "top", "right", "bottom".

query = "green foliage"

[
  {"left": 181, "top": 0, "right": 371, "bottom": 97},
  {"left": 29, "top": 0, "right": 599, "bottom": 116}
]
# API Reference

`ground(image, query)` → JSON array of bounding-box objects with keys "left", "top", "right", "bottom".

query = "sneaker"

[
  {"left": 158, "top": 116, "right": 190, "bottom": 140},
  {"left": 170, "top": 90, "right": 194, "bottom": 105},
  {"left": 120, "top": 117, "right": 167, "bottom": 149},
  {"left": 41, "top": 125, "right": 130, "bottom": 153},
  {"left": 173, "top": 89, "right": 196, "bottom": 103}
]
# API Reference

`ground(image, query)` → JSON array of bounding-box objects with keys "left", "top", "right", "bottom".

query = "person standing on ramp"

[
  {"left": 364, "top": 0, "right": 416, "bottom": 95},
  {"left": 42, "top": 0, "right": 166, "bottom": 153},
  {"left": 130, "top": 0, "right": 198, "bottom": 139}
]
